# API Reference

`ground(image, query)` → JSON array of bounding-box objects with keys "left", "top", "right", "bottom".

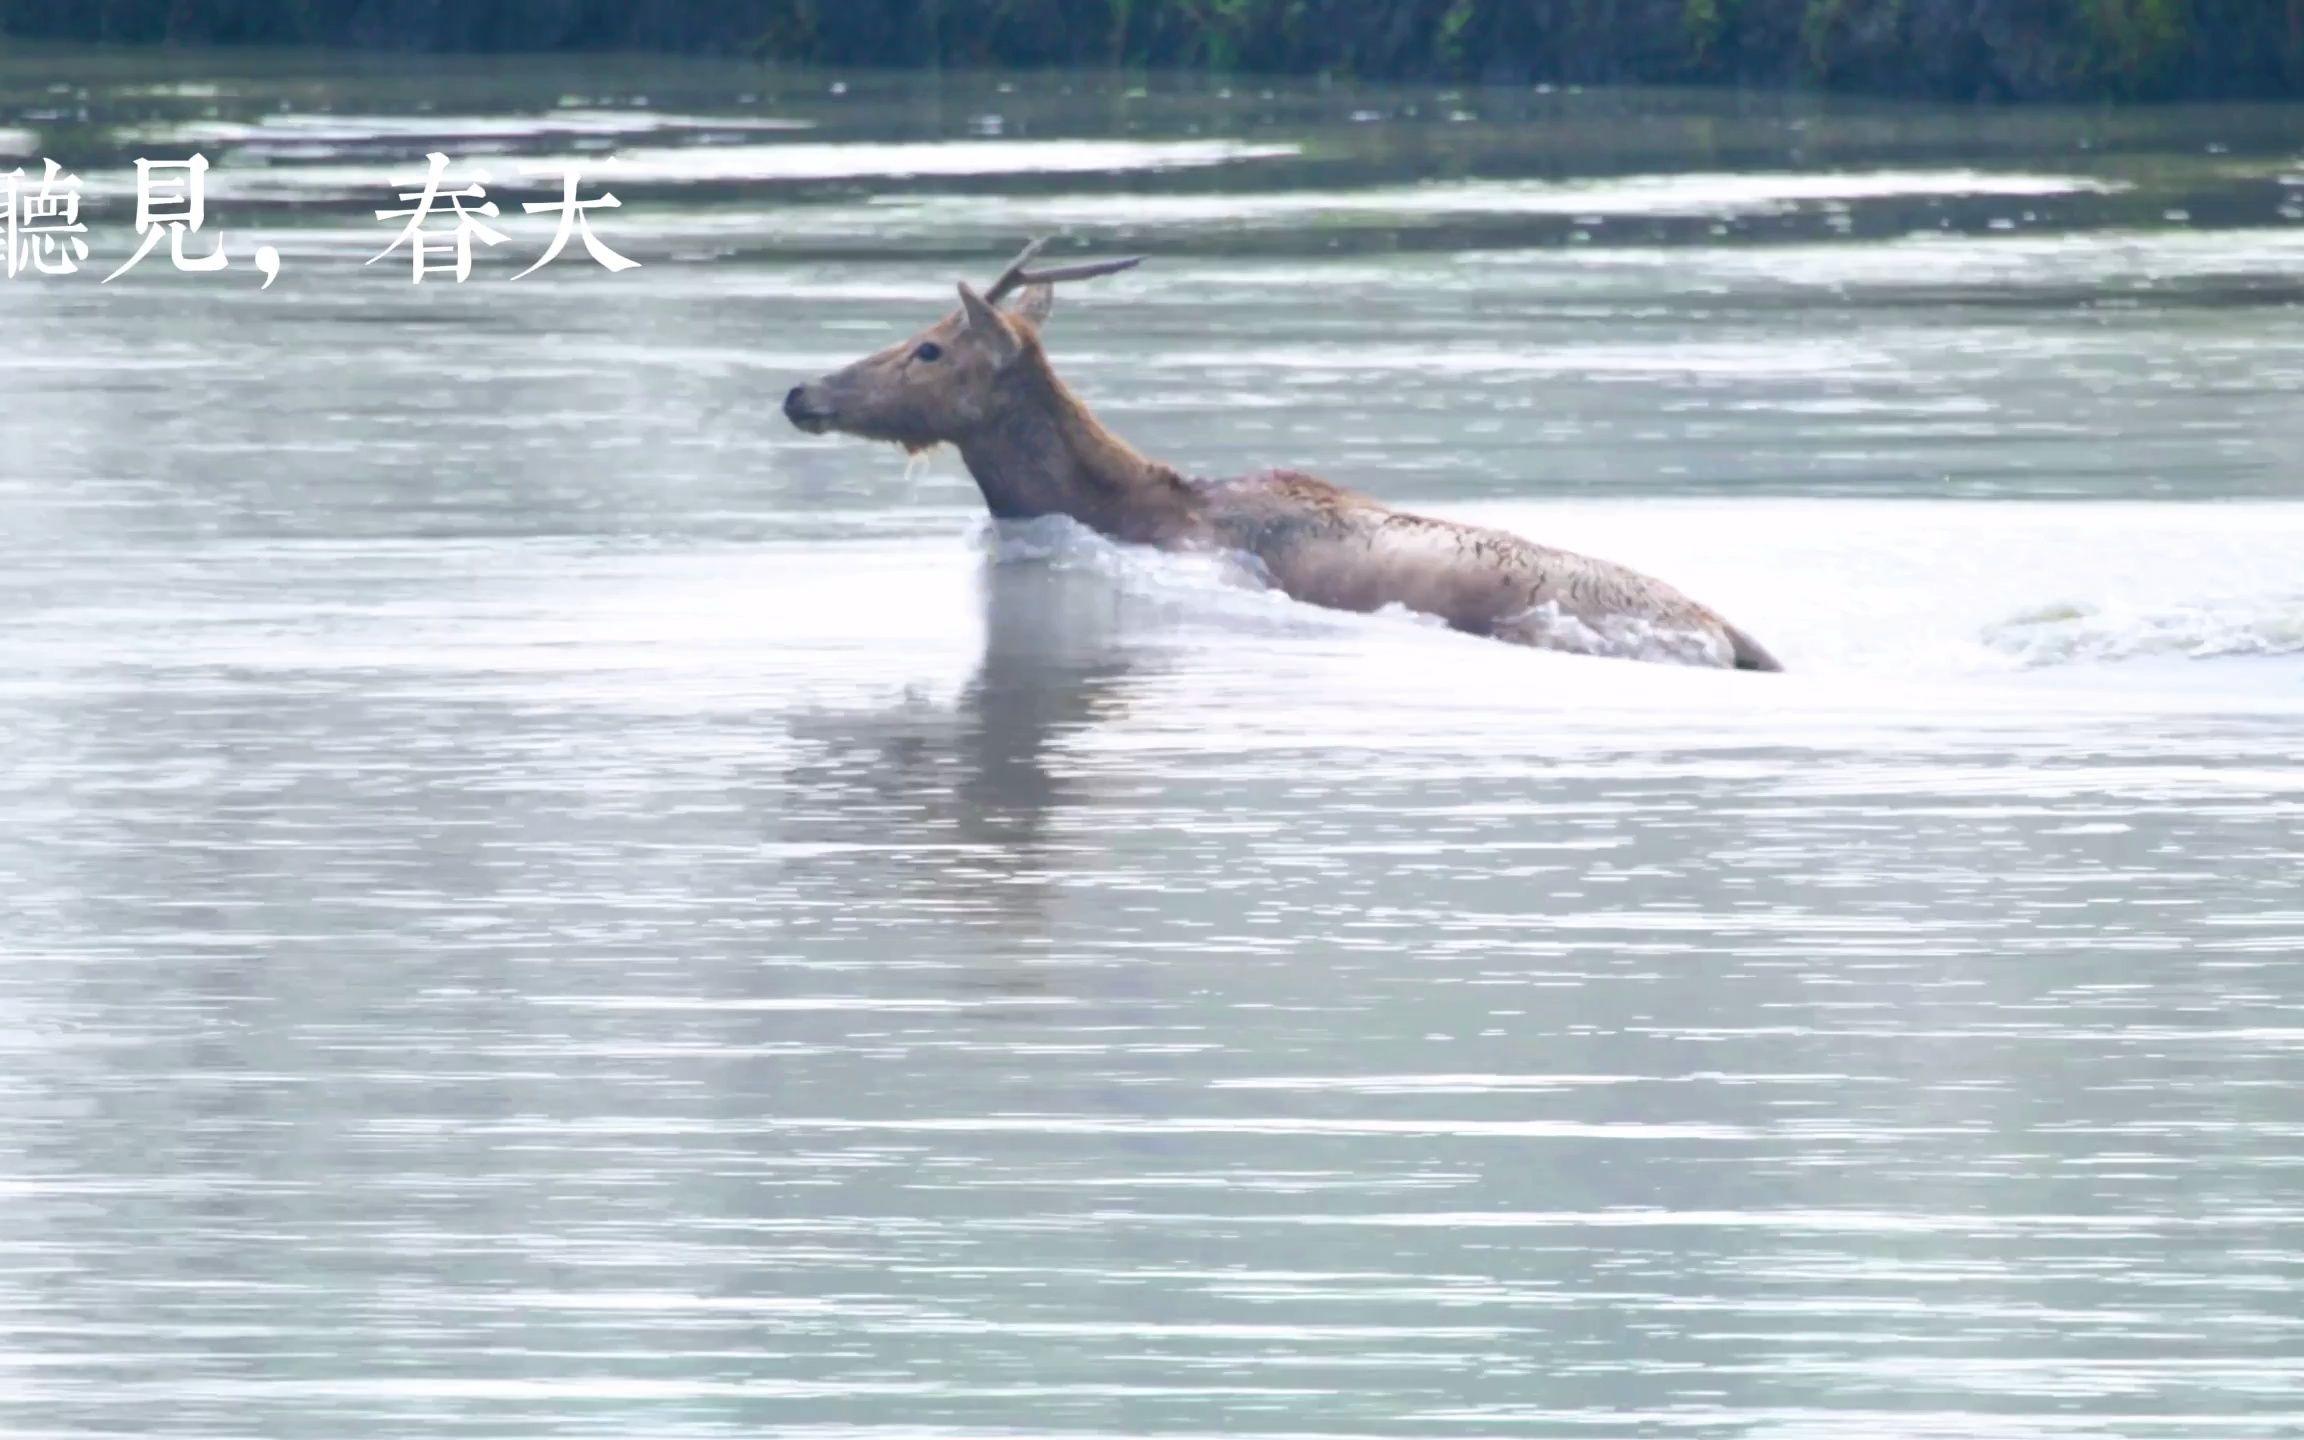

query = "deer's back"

[{"left": 1192, "top": 468, "right": 1749, "bottom": 667}]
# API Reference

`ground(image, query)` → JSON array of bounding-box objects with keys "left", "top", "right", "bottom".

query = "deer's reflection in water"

[{"left": 777, "top": 555, "right": 1151, "bottom": 971}]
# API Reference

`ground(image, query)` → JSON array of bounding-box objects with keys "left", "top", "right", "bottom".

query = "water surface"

[{"left": 3, "top": 47, "right": 2303, "bottom": 1440}]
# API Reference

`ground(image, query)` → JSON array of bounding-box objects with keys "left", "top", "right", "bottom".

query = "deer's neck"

[{"left": 956, "top": 347, "right": 1204, "bottom": 548}]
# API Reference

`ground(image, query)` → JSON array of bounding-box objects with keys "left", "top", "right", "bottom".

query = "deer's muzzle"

[{"left": 783, "top": 383, "right": 832, "bottom": 434}]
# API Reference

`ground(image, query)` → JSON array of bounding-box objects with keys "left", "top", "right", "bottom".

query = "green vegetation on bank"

[{"left": 2, "top": 0, "right": 2298, "bottom": 100}]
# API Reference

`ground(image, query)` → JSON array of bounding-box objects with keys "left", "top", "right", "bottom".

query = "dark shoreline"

[{"left": 1, "top": 0, "right": 2299, "bottom": 104}]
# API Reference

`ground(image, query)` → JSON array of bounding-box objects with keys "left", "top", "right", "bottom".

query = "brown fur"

[{"left": 784, "top": 266, "right": 1782, "bottom": 672}]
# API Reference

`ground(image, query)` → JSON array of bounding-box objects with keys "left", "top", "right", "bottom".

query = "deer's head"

[{"left": 782, "top": 239, "right": 1140, "bottom": 452}]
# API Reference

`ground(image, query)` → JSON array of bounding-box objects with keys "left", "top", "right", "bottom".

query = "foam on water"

[
  {"left": 947, "top": 500, "right": 2304, "bottom": 695},
  {"left": 1984, "top": 594, "right": 2304, "bottom": 666},
  {"left": 975, "top": 513, "right": 1319, "bottom": 634}
]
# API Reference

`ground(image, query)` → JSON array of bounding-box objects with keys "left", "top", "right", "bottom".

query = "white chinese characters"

[
  {"left": 515, "top": 161, "right": 639, "bottom": 280},
  {"left": 2, "top": 160, "right": 90, "bottom": 278},
  {"left": 4, "top": 150, "right": 641, "bottom": 288},
  {"left": 100, "top": 155, "right": 281, "bottom": 287},
  {"left": 369, "top": 152, "right": 507, "bottom": 283},
  {"left": 371, "top": 152, "right": 639, "bottom": 284}
]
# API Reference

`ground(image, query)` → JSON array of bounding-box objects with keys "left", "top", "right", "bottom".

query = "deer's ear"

[
  {"left": 1007, "top": 282, "right": 1054, "bottom": 331},
  {"left": 957, "top": 282, "right": 1020, "bottom": 365}
]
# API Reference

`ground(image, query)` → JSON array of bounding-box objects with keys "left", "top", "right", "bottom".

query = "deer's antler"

[{"left": 983, "top": 236, "right": 1144, "bottom": 305}]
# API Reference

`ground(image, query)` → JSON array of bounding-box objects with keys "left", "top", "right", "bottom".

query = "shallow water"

[{"left": 3, "top": 47, "right": 2303, "bottom": 1440}]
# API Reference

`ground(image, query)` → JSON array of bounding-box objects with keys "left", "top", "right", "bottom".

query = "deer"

[{"left": 782, "top": 239, "right": 1783, "bottom": 672}]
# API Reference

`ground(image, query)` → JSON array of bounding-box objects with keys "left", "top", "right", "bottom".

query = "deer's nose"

[{"left": 784, "top": 383, "right": 833, "bottom": 433}]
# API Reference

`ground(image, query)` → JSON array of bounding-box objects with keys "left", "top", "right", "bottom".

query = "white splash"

[
  {"left": 1503, "top": 599, "right": 1730, "bottom": 668},
  {"left": 1983, "top": 596, "right": 2304, "bottom": 667}
]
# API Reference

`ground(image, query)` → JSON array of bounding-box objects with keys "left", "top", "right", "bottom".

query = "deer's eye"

[{"left": 913, "top": 341, "right": 943, "bottom": 363}]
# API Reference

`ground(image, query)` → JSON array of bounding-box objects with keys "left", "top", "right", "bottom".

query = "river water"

[{"left": 3, "top": 46, "right": 2303, "bottom": 1440}]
